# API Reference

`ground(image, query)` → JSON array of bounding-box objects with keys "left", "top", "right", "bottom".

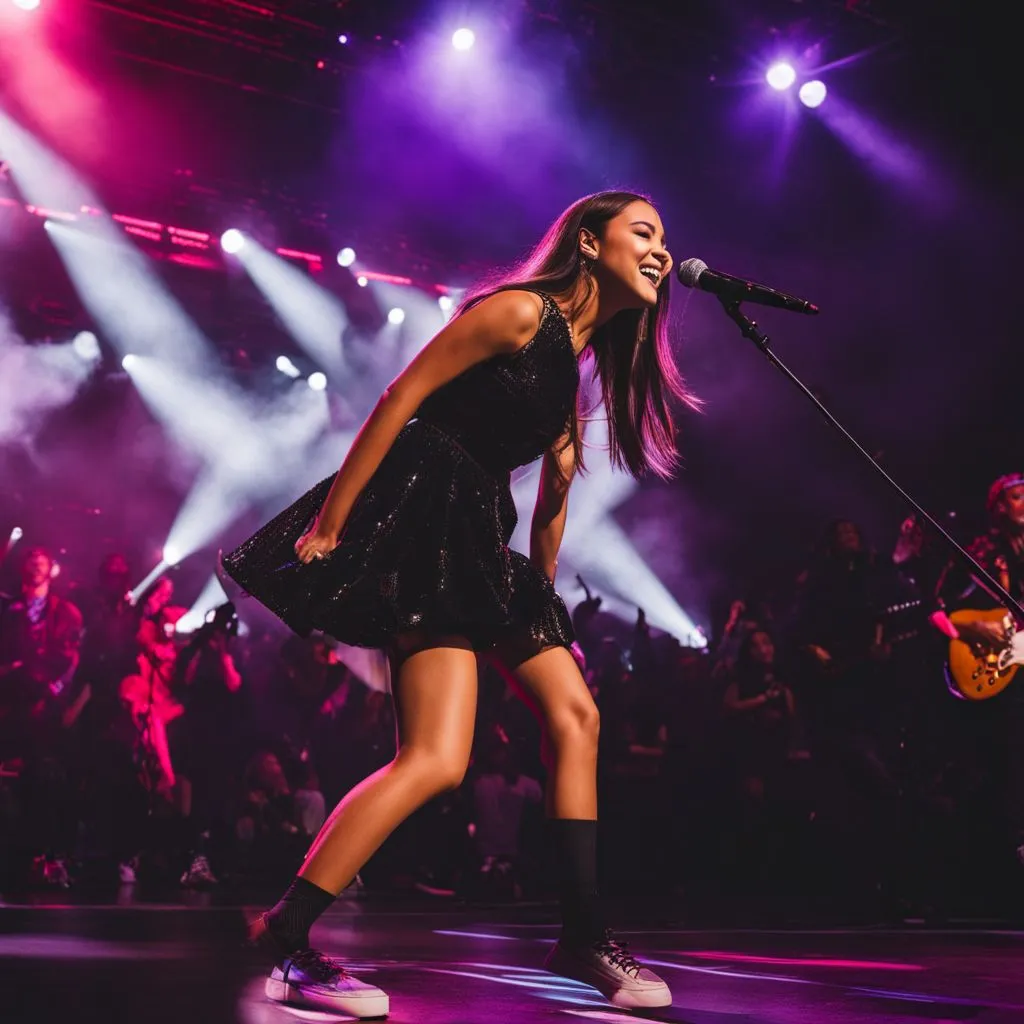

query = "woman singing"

[{"left": 224, "top": 190, "right": 697, "bottom": 1016}]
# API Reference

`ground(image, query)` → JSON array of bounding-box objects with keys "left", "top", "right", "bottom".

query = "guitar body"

[{"left": 946, "top": 608, "right": 1022, "bottom": 700}]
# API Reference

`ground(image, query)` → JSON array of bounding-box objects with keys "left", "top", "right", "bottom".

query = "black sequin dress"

[{"left": 221, "top": 291, "right": 578, "bottom": 657}]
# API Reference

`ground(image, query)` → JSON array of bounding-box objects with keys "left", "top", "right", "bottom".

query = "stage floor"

[{"left": 2, "top": 896, "right": 1022, "bottom": 1023}]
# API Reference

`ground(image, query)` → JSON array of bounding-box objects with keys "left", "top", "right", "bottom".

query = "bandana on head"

[{"left": 987, "top": 473, "right": 1024, "bottom": 512}]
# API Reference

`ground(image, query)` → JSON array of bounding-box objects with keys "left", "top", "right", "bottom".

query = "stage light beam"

[
  {"left": 308, "top": 372, "right": 327, "bottom": 391},
  {"left": 388, "top": 307, "right": 406, "bottom": 325},
  {"left": 121, "top": 353, "right": 138, "bottom": 370},
  {"left": 234, "top": 239, "right": 347, "bottom": 378},
  {"left": 452, "top": 28, "right": 475, "bottom": 51},
  {"left": 337, "top": 247, "right": 356, "bottom": 267},
  {"left": 766, "top": 62, "right": 796, "bottom": 91}
]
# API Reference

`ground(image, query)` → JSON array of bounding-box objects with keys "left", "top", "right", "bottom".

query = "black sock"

[
  {"left": 265, "top": 876, "right": 336, "bottom": 953},
  {"left": 549, "top": 818, "right": 606, "bottom": 945}
]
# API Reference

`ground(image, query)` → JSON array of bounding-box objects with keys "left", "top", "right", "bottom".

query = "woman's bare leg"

[
  {"left": 491, "top": 644, "right": 602, "bottom": 943},
  {"left": 495, "top": 644, "right": 672, "bottom": 1007},
  {"left": 494, "top": 644, "right": 599, "bottom": 819},
  {"left": 299, "top": 638, "right": 478, "bottom": 894}
]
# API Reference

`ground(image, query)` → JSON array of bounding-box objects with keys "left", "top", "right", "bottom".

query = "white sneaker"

[
  {"left": 266, "top": 949, "right": 389, "bottom": 1018},
  {"left": 544, "top": 930, "right": 672, "bottom": 1009}
]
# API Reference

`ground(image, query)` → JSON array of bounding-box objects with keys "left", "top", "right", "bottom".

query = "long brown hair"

[{"left": 457, "top": 190, "right": 700, "bottom": 480}]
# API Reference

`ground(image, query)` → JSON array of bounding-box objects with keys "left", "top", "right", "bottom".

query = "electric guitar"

[{"left": 946, "top": 607, "right": 1024, "bottom": 700}]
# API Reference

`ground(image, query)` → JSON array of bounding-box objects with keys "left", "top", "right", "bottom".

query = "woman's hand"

[{"left": 295, "top": 524, "right": 339, "bottom": 564}]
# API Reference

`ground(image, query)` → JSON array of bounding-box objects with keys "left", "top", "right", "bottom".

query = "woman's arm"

[
  {"left": 529, "top": 426, "right": 577, "bottom": 584},
  {"left": 310, "top": 291, "right": 545, "bottom": 543}
]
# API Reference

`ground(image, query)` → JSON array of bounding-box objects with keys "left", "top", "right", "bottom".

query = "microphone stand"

[{"left": 718, "top": 298, "right": 1024, "bottom": 622}]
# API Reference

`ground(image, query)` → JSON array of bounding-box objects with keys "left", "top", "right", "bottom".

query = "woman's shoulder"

[
  {"left": 468, "top": 289, "right": 546, "bottom": 338},
  {"left": 436, "top": 289, "right": 548, "bottom": 360}
]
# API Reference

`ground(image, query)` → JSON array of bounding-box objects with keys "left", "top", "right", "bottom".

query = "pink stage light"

[
  {"left": 685, "top": 951, "right": 923, "bottom": 971},
  {"left": 359, "top": 269, "right": 413, "bottom": 286},
  {"left": 276, "top": 246, "right": 323, "bottom": 264},
  {"left": 167, "top": 252, "right": 221, "bottom": 271},
  {"left": 168, "top": 226, "right": 210, "bottom": 243},
  {"left": 113, "top": 213, "right": 163, "bottom": 231},
  {"left": 26, "top": 205, "right": 77, "bottom": 221},
  {"left": 169, "top": 235, "right": 210, "bottom": 250},
  {"left": 13, "top": 195, "right": 445, "bottom": 294},
  {"left": 123, "top": 225, "right": 162, "bottom": 242},
  {"left": 12, "top": 0, "right": 42, "bottom": 11}
]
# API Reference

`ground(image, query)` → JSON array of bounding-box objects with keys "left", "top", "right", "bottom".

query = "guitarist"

[
  {"left": 931, "top": 472, "right": 1024, "bottom": 878},
  {"left": 931, "top": 473, "right": 1024, "bottom": 650}
]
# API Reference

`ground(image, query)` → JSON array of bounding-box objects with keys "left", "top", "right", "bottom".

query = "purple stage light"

[
  {"left": 72, "top": 330, "right": 100, "bottom": 361},
  {"left": 766, "top": 62, "right": 796, "bottom": 91},
  {"left": 799, "top": 80, "right": 827, "bottom": 108},
  {"left": 338, "top": 34, "right": 349, "bottom": 45},
  {"left": 220, "top": 229, "right": 245, "bottom": 254},
  {"left": 452, "top": 28, "right": 475, "bottom": 51}
]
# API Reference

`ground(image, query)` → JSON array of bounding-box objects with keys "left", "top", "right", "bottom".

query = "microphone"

[{"left": 677, "top": 258, "right": 819, "bottom": 315}]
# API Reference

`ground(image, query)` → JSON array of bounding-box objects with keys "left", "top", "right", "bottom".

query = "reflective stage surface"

[{"left": 2, "top": 896, "right": 1023, "bottom": 1023}]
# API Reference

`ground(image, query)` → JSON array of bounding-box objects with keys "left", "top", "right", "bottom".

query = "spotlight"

[
  {"left": 336, "top": 246, "right": 356, "bottom": 267},
  {"left": 338, "top": 34, "right": 349, "bottom": 44},
  {"left": 121, "top": 353, "right": 138, "bottom": 370},
  {"left": 438, "top": 295, "right": 454, "bottom": 313},
  {"left": 388, "top": 307, "right": 406, "bottom": 325},
  {"left": 72, "top": 330, "right": 100, "bottom": 361},
  {"left": 765, "top": 61, "right": 796, "bottom": 91},
  {"left": 163, "top": 544, "right": 181, "bottom": 566},
  {"left": 12, "top": 0, "right": 41, "bottom": 10},
  {"left": 10, "top": 527, "right": 23, "bottom": 542},
  {"left": 308, "top": 372, "right": 328, "bottom": 391},
  {"left": 276, "top": 355, "right": 301, "bottom": 378},
  {"left": 798, "top": 80, "right": 827, "bottom": 108},
  {"left": 356, "top": 275, "right": 368, "bottom": 288},
  {"left": 220, "top": 229, "right": 245, "bottom": 254},
  {"left": 452, "top": 27, "right": 475, "bottom": 50}
]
